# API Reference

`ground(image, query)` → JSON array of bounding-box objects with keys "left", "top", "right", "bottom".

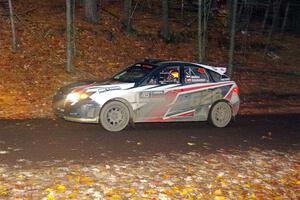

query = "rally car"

[{"left": 53, "top": 59, "right": 240, "bottom": 132}]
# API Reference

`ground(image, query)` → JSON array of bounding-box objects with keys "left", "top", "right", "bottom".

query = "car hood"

[{"left": 58, "top": 79, "right": 135, "bottom": 94}]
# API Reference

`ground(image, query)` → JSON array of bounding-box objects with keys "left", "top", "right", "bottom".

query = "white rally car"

[{"left": 53, "top": 60, "right": 240, "bottom": 132}]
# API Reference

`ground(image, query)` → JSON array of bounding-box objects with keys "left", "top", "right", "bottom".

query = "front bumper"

[
  {"left": 53, "top": 92, "right": 100, "bottom": 123},
  {"left": 63, "top": 116, "right": 99, "bottom": 123}
]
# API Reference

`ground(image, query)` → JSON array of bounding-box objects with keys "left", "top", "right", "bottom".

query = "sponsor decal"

[
  {"left": 141, "top": 83, "right": 234, "bottom": 122},
  {"left": 98, "top": 86, "right": 120, "bottom": 93},
  {"left": 139, "top": 91, "right": 164, "bottom": 98}
]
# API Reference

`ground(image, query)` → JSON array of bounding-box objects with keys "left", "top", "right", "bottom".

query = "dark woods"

[{"left": 3, "top": 0, "right": 300, "bottom": 73}]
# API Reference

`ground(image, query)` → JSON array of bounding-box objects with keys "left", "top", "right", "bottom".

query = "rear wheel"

[
  {"left": 209, "top": 101, "right": 232, "bottom": 128},
  {"left": 100, "top": 101, "right": 130, "bottom": 132}
]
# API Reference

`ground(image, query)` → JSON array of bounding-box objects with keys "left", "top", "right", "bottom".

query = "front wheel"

[
  {"left": 209, "top": 101, "right": 232, "bottom": 128},
  {"left": 100, "top": 101, "right": 130, "bottom": 132}
]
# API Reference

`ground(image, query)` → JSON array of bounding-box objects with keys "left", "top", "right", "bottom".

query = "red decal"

[
  {"left": 73, "top": 84, "right": 94, "bottom": 93},
  {"left": 197, "top": 68, "right": 205, "bottom": 73},
  {"left": 171, "top": 83, "right": 225, "bottom": 94},
  {"left": 147, "top": 83, "right": 229, "bottom": 120},
  {"left": 142, "top": 64, "right": 153, "bottom": 69}
]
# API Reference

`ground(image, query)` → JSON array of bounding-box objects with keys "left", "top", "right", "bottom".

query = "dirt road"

[{"left": 0, "top": 114, "right": 299, "bottom": 165}]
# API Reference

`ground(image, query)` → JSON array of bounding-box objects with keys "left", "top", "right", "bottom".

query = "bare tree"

[
  {"left": 265, "top": 0, "right": 282, "bottom": 53},
  {"left": 228, "top": 0, "right": 238, "bottom": 77},
  {"left": 83, "top": 0, "right": 100, "bottom": 23},
  {"left": 8, "top": 0, "right": 16, "bottom": 52},
  {"left": 203, "top": 0, "right": 212, "bottom": 61},
  {"left": 123, "top": 0, "right": 133, "bottom": 33},
  {"left": 281, "top": 1, "right": 290, "bottom": 33},
  {"left": 262, "top": 0, "right": 271, "bottom": 32},
  {"left": 198, "top": 0, "right": 203, "bottom": 62},
  {"left": 198, "top": 0, "right": 213, "bottom": 63},
  {"left": 161, "top": 0, "right": 171, "bottom": 41},
  {"left": 66, "top": 0, "right": 75, "bottom": 72},
  {"left": 236, "top": 0, "right": 255, "bottom": 32}
]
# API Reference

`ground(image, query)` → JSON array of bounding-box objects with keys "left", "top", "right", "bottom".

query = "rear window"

[
  {"left": 184, "top": 66, "right": 209, "bottom": 83},
  {"left": 208, "top": 70, "right": 221, "bottom": 82}
]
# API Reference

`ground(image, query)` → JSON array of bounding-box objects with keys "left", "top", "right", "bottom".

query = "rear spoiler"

[{"left": 211, "top": 67, "right": 227, "bottom": 75}]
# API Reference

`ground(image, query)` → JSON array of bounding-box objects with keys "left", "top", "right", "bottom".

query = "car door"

[
  {"left": 135, "top": 64, "right": 183, "bottom": 122},
  {"left": 165, "top": 64, "right": 215, "bottom": 121}
]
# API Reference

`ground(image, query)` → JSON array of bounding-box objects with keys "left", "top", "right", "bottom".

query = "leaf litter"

[{"left": 0, "top": 148, "right": 299, "bottom": 199}]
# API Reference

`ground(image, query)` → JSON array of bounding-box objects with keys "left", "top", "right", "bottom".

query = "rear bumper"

[
  {"left": 229, "top": 92, "right": 240, "bottom": 116},
  {"left": 232, "top": 101, "right": 240, "bottom": 116}
]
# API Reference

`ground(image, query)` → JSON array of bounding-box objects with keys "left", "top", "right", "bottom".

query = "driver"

[{"left": 168, "top": 69, "right": 180, "bottom": 83}]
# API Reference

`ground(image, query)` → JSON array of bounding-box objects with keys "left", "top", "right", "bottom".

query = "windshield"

[{"left": 113, "top": 64, "right": 157, "bottom": 83}]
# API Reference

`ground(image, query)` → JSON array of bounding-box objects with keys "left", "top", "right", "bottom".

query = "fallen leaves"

[
  {"left": 0, "top": 148, "right": 299, "bottom": 199},
  {"left": 0, "top": 185, "right": 9, "bottom": 196},
  {"left": 55, "top": 184, "right": 66, "bottom": 193},
  {"left": 0, "top": 151, "right": 9, "bottom": 155}
]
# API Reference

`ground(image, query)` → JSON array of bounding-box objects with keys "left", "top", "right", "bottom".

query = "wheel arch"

[{"left": 100, "top": 98, "right": 135, "bottom": 122}]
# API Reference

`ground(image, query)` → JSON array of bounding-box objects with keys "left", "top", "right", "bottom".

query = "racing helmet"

[{"left": 170, "top": 69, "right": 179, "bottom": 79}]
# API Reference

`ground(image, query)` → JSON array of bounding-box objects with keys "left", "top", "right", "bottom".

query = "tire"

[
  {"left": 100, "top": 101, "right": 130, "bottom": 132},
  {"left": 209, "top": 101, "right": 232, "bottom": 128}
]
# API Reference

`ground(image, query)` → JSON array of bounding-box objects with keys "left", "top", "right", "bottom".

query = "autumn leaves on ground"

[{"left": 0, "top": 0, "right": 299, "bottom": 119}]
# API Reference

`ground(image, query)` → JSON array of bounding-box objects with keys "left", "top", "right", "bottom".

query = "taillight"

[{"left": 233, "top": 87, "right": 240, "bottom": 94}]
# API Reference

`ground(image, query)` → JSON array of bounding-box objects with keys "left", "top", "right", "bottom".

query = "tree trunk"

[
  {"left": 198, "top": 0, "right": 212, "bottom": 63},
  {"left": 83, "top": 0, "right": 100, "bottom": 23},
  {"left": 245, "top": 4, "right": 253, "bottom": 32},
  {"left": 237, "top": 1, "right": 243, "bottom": 27},
  {"left": 203, "top": 0, "right": 212, "bottom": 62},
  {"left": 228, "top": 0, "right": 238, "bottom": 78},
  {"left": 281, "top": 1, "right": 290, "bottom": 33},
  {"left": 202, "top": 5, "right": 207, "bottom": 61},
  {"left": 262, "top": 0, "right": 271, "bottom": 32},
  {"left": 265, "top": 0, "right": 282, "bottom": 53},
  {"left": 161, "top": 0, "right": 171, "bottom": 41},
  {"left": 274, "top": 0, "right": 282, "bottom": 31},
  {"left": 181, "top": 0, "right": 184, "bottom": 19},
  {"left": 66, "top": 0, "right": 75, "bottom": 73},
  {"left": 198, "top": 0, "right": 203, "bottom": 62},
  {"left": 8, "top": 0, "right": 16, "bottom": 52},
  {"left": 123, "top": 0, "right": 133, "bottom": 33}
]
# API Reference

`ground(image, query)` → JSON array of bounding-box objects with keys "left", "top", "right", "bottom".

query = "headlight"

[
  {"left": 66, "top": 93, "right": 80, "bottom": 104},
  {"left": 65, "top": 92, "right": 91, "bottom": 105}
]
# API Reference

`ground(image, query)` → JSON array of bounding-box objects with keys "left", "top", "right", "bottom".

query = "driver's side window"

[
  {"left": 147, "top": 75, "right": 158, "bottom": 85},
  {"left": 158, "top": 66, "right": 180, "bottom": 84},
  {"left": 146, "top": 66, "right": 181, "bottom": 85}
]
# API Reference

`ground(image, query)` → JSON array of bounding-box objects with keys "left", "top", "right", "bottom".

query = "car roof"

[{"left": 141, "top": 59, "right": 224, "bottom": 75}]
